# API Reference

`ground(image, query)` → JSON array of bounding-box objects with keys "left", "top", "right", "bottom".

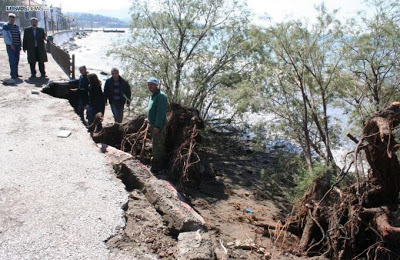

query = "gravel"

[{"left": 0, "top": 44, "right": 129, "bottom": 259}]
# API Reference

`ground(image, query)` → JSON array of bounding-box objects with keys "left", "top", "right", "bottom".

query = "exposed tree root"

[
  {"left": 88, "top": 103, "right": 208, "bottom": 186},
  {"left": 267, "top": 102, "right": 400, "bottom": 259},
  {"left": 165, "top": 104, "right": 206, "bottom": 186}
]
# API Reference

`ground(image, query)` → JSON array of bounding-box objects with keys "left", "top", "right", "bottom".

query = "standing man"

[
  {"left": 69, "top": 66, "right": 89, "bottom": 123},
  {"left": 2, "top": 13, "right": 21, "bottom": 79},
  {"left": 147, "top": 77, "right": 168, "bottom": 173},
  {"left": 104, "top": 68, "right": 131, "bottom": 123},
  {"left": 23, "top": 17, "right": 48, "bottom": 78}
]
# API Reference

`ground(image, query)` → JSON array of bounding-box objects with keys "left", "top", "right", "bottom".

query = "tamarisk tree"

[
  {"left": 110, "top": 0, "right": 253, "bottom": 117},
  {"left": 341, "top": 0, "right": 400, "bottom": 125},
  {"left": 262, "top": 6, "right": 344, "bottom": 174}
]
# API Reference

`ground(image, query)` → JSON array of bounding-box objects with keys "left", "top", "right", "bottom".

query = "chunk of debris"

[
  {"left": 57, "top": 130, "right": 71, "bottom": 138},
  {"left": 177, "top": 230, "right": 214, "bottom": 260},
  {"left": 145, "top": 178, "right": 206, "bottom": 232}
]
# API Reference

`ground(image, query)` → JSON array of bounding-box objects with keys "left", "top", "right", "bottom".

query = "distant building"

[
  {"left": 15, "top": 0, "right": 43, "bottom": 28},
  {"left": 6, "top": 0, "right": 72, "bottom": 33}
]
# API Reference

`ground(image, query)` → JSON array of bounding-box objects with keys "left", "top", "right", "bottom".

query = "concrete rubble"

[
  {"left": 177, "top": 230, "right": 214, "bottom": 260},
  {"left": 101, "top": 144, "right": 215, "bottom": 259}
]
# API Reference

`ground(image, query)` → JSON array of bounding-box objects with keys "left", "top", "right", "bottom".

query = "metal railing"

[{"left": 48, "top": 41, "right": 75, "bottom": 79}]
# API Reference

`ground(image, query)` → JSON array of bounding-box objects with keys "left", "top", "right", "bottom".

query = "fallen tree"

[
  {"left": 42, "top": 82, "right": 210, "bottom": 186},
  {"left": 41, "top": 81, "right": 79, "bottom": 110},
  {"left": 89, "top": 103, "right": 208, "bottom": 186},
  {"left": 254, "top": 102, "right": 400, "bottom": 259},
  {"left": 271, "top": 102, "right": 400, "bottom": 259}
]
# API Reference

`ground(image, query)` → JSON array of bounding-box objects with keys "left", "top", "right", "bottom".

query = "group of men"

[
  {"left": 72, "top": 66, "right": 168, "bottom": 172},
  {"left": 70, "top": 66, "right": 132, "bottom": 125},
  {"left": 3, "top": 13, "right": 169, "bottom": 172},
  {"left": 3, "top": 13, "right": 47, "bottom": 79}
]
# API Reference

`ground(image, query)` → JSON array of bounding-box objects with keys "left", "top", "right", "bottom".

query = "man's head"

[
  {"left": 111, "top": 68, "right": 119, "bottom": 81},
  {"left": 8, "top": 13, "right": 16, "bottom": 24},
  {"left": 79, "top": 66, "right": 87, "bottom": 75},
  {"left": 147, "top": 77, "right": 159, "bottom": 94},
  {"left": 30, "top": 17, "right": 38, "bottom": 27}
]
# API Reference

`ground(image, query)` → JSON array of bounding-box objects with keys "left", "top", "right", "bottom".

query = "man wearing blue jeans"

[
  {"left": 3, "top": 13, "right": 21, "bottom": 79},
  {"left": 104, "top": 68, "right": 131, "bottom": 123}
]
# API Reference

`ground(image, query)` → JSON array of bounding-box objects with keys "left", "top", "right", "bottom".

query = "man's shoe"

[
  {"left": 40, "top": 74, "right": 48, "bottom": 78},
  {"left": 17, "top": 74, "right": 22, "bottom": 78},
  {"left": 30, "top": 74, "right": 36, "bottom": 78},
  {"left": 11, "top": 76, "right": 17, "bottom": 79}
]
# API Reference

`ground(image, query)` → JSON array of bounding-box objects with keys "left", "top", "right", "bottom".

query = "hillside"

[{"left": 69, "top": 12, "right": 129, "bottom": 28}]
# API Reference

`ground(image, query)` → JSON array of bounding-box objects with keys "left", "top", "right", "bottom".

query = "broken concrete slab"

[
  {"left": 119, "top": 160, "right": 153, "bottom": 190},
  {"left": 145, "top": 178, "right": 205, "bottom": 233},
  {"left": 101, "top": 144, "right": 206, "bottom": 233},
  {"left": 177, "top": 230, "right": 215, "bottom": 260},
  {"left": 100, "top": 144, "right": 152, "bottom": 190},
  {"left": 57, "top": 130, "right": 71, "bottom": 138},
  {"left": 99, "top": 144, "right": 134, "bottom": 165}
]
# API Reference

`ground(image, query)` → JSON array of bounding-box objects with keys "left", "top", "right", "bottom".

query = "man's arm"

[
  {"left": 69, "top": 78, "right": 79, "bottom": 85},
  {"left": 22, "top": 28, "right": 27, "bottom": 51},
  {"left": 104, "top": 80, "right": 109, "bottom": 104},
  {"left": 124, "top": 81, "right": 131, "bottom": 106},
  {"left": 42, "top": 28, "right": 47, "bottom": 40},
  {"left": 3, "top": 25, "right": 13, "bottom": 45}
]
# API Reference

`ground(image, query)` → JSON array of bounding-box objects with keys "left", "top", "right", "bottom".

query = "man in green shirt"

[{"left": 147, "top": 77, "right": 168, "bottom": 173}]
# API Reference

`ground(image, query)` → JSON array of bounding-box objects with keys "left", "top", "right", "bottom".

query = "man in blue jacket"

[
  {"left": 147, "top": 77, "right": 168, "bottom": 172},
  {"left": 3, "top": 13, "right": 21, "bottom": 79}
]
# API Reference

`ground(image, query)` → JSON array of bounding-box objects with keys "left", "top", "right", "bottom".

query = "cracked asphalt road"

[{"left": 0, "top": 41, "right": 130, "bottom": 259}]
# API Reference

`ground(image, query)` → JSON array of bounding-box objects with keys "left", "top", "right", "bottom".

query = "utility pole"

[
  {"left": 50, "top": 5, "right": 54, "bottom": 34},
  {"left": 42, "top": 0, "right": 47, "bottom": 33}
]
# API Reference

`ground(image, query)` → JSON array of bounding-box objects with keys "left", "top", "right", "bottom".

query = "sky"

[{"left": 43, "top": 0, "right": 368, "bottom": 23}]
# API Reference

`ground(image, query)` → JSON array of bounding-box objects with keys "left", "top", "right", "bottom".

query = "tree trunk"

[
  {"left": 300, "top": 84, "right": 313, "bottom": 173},
  {"left": 279, "top": 102, "right": 400, "bottom": 259}
]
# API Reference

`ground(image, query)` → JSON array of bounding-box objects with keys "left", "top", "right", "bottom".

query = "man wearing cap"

[
  {"left": 147, "top": 77, "right": 168, "bottom": 172},
  {"left": 2, "top": 13, "right": 21, "bottom": 79},
  {"left": 23, "top": 17, "right": 48, "bottom": 78},
  {"left": 104, "top": 68, "right": 131, "bottom": 123}
]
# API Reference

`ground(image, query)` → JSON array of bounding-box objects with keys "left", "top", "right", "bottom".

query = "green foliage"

[
  {"left": 261, "top": 153, "right": 335, "bottom": 203},
  {"left": 341, "top": 0, "right": 400, "bottom": 123},
  {"left": 260, "top": 154, "right": 306, "bottom": 199},
  {"left": 256, "top": 5, "right": 345, "bottom": 172},
  {"left": 107, "top": 0, "right": 400, "bottom": 187},
  {"left": 292, "top": 163, "right": 330, "bottom": 200},
  {"left": 109, "top": 0, "right": 258, "bottom": 119}
]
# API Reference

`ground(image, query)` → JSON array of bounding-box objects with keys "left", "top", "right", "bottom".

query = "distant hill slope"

[{"left": 69, "top": 12, "right": 129, "bottom": 28}]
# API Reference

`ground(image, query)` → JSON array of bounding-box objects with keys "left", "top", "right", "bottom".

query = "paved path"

[{"left": 0, "top": 43, "right": 129, "bottom": 259}]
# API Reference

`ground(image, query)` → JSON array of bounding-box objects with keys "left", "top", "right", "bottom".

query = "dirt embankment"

[{"left": 42, "top": 82, "right": 306, "bottom": 259}]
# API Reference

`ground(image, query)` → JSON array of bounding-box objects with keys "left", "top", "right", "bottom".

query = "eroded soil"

[{"left": 106, "top": 131, "right": 303, "bottom": 259}]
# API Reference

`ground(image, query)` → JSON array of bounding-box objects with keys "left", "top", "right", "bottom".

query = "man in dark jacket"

[
  {"left": 23, "top": 17, "right": 48, "bottom": 78},
  {"left": 104, "top": 68, "right": 131, "bottom": 123},
  {"left": 3, "top": 13, "right": 21, "bottom": 79},
  {"left": 69, "top": 66, "right": 89, "bottom": 123}
]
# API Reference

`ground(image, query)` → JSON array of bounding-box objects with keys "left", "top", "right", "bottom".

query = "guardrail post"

[{"left": 71, "top": 54, "right": 75, "bottom": 79}]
